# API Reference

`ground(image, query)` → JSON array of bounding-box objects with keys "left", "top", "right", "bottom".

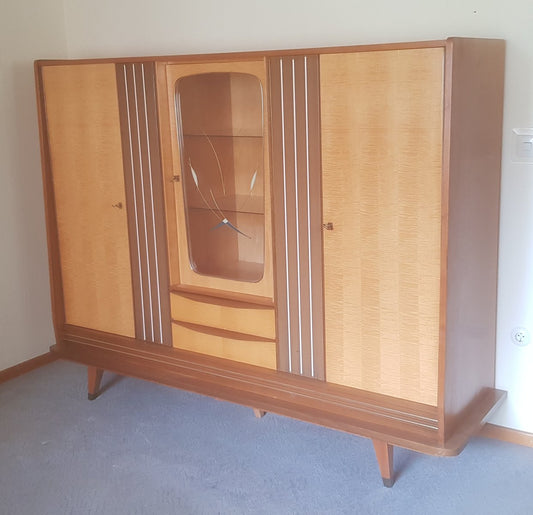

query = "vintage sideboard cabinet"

[{"left": 35, "top": 37, "right": 506, "bottom": 486}]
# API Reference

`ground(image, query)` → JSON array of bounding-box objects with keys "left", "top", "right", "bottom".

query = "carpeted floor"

[{"left": 1, "top": 360, "right": 532, "bottom": 515}]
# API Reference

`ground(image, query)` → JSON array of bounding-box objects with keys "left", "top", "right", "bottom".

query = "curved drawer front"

[
  {"left": 170, "top": 292, "right": 276, "bottom": 340},
  {"left": 171, "top": 322, "right": 276, "bottom": 369}
]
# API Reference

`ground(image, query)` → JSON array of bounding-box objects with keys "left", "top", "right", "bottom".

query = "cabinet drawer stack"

[{"left": 170, "top": 292, "right": 276, "bottom": 369}]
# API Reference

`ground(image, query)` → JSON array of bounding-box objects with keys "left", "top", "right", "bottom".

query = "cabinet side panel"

[
  {"left": 321, "top": 49, "right": 444, "bottom": 406},
  {"left": 42, "top": 64, "right": 135, "bottom": 337},
  {"left": 441, "top": 39, "right": 505, "bottom": 438}
]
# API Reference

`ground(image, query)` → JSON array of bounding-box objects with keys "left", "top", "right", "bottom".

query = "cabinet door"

[
  {"left": 320, "top": 48, "right": 444, "bottom": 406},
  {"left": 163, "top": 61, "right": 274, "bottom": 301},
  {"left": 42, "top": 64, "right": 135, "bottom": 337}
]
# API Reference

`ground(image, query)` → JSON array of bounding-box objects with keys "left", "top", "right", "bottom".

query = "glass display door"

[
  {"left": 164, "top": 61, "right": 273, "bottom": 300},
  {"left": 177, "top": 72, "right": 265, "bottom": 282}
]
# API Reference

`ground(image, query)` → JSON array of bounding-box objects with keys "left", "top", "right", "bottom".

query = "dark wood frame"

[
  {"left": 115, "top": 61, "right": 172, "bottom": 346},
  {"left": 269, "top": 54, "right": 325, "bottom": 380},
  {"left": 34, "top": 37, "right": 506, "bottom": 487}
]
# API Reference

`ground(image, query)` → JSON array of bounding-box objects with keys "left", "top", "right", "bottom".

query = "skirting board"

[
  {"left": 479, "top": 423, "right": 533, "bottom": 449},
  {"left": 0, "top": 352, "right": 58, "bottom": 384}
]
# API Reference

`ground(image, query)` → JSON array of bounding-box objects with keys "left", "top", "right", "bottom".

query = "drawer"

[
  {"left": 171, "top": 322, "right": 276, "bottom": 369},
  {"left": 170, "top": 292, "right": 275, "bottom": 340}
]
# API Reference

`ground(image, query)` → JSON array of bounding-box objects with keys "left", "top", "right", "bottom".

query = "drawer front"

[
  {"left": 171, "top": 322, "right": 276, "bottom": 369},
  {"left": 170, "top": 292, "right": 276, "bottom": 340}
]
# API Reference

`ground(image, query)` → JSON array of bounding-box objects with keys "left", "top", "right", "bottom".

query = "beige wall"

[
  {"left": 3, "top": 0, "right": 533, "bottom": 432},
  {"left": 0, "top": 1, "right": 66, "bottom": 370}
]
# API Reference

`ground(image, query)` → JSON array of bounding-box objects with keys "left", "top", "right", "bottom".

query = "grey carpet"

[{"left": 1, "top": 360, "right": 532, "bottom": 515}]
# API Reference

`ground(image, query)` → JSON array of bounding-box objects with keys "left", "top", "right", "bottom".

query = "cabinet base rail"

[{"left": 55, "top": 328, "right": 505, "bottom": 487}]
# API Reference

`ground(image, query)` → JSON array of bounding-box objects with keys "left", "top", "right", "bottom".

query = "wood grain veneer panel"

[
  {"left": 42, "top": 64, "right": 135, "bottom": 337},
  {"left": 321, "top": 48, "right": 444, "bottom": 405},
  {"left": 170, "top": 292, "right": 275, "bottom": 339},
  {"left": 171, "top": 322, "right": 276, "bottom": 369}
]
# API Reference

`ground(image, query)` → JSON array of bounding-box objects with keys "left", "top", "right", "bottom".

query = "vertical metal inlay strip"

[
  {"left": 307, "top": 56, "right": 325, "bottom": 380},
  {"left": 280, "top": 59, "right": 292, "bottom": 372},
  {"left": 304, "top": 57, "right": 315, "bottom": 377},
  {"left": 123, "top": 64, "right": 146, "bottom": 340}
]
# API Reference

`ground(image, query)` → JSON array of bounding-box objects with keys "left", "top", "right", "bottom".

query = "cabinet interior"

[{"left": 176, "top": 72, "right": 266, "bottom": 283}]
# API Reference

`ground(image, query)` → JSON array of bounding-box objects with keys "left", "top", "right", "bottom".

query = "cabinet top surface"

[{"left": 34, "top": 37, "right": 504, "bottom": 67}]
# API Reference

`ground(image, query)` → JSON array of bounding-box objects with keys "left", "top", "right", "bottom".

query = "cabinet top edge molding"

[{"left": 34, "top": 37, "right": 504, "bottom": 67}]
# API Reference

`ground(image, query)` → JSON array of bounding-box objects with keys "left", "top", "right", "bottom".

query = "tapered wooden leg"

[
  {"left": 253, "top": 408, "right": 266, "bottom": 418},
  {"left": 87, "top": 367, "right": 104, "bottom": 401},
  {"left": 372, "top": 439, "right": 394, "bottom": 487}
]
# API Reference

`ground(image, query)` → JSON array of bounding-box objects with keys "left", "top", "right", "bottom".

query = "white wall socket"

[{"left": 511, "top": 326, "right": 531, "bottom": 346}]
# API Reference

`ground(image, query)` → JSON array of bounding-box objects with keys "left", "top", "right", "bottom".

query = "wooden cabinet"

[{"left": 35, "top": 37, "right": 506, "bottom": 486}]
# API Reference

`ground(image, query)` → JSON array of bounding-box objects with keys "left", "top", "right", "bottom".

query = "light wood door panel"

[
  {"left": 320, "top": 48, "right": 444, "bottom": 406},
  {"left": 42, "top": 64, "right": 135, "bottom": 337}
]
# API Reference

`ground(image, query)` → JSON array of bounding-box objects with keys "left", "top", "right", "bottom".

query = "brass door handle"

[{"left": 112, "top": 202, "right": 123, "bottom": 209}]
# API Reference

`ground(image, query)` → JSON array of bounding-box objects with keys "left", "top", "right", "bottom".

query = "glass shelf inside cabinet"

[{"left": 176, "top": 72, "right": 265, "bottom": 283}]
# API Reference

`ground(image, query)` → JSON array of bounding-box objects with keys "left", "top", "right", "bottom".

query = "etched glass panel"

[{"left": 176, "top": 73, "right": 264, "bottom": 282}]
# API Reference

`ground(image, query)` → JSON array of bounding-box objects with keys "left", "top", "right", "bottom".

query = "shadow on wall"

[{"left": 2, "top": 61, "right": 54, "bottom": 361}]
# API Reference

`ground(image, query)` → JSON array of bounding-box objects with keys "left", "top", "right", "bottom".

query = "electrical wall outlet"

[{"left": 511, "top": 326, "right": 531, "bottom": 347}]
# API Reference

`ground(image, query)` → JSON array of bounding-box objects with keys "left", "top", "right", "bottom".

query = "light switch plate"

[{"left": 512, "top": 128, "right": 533, "bottom": 163}]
